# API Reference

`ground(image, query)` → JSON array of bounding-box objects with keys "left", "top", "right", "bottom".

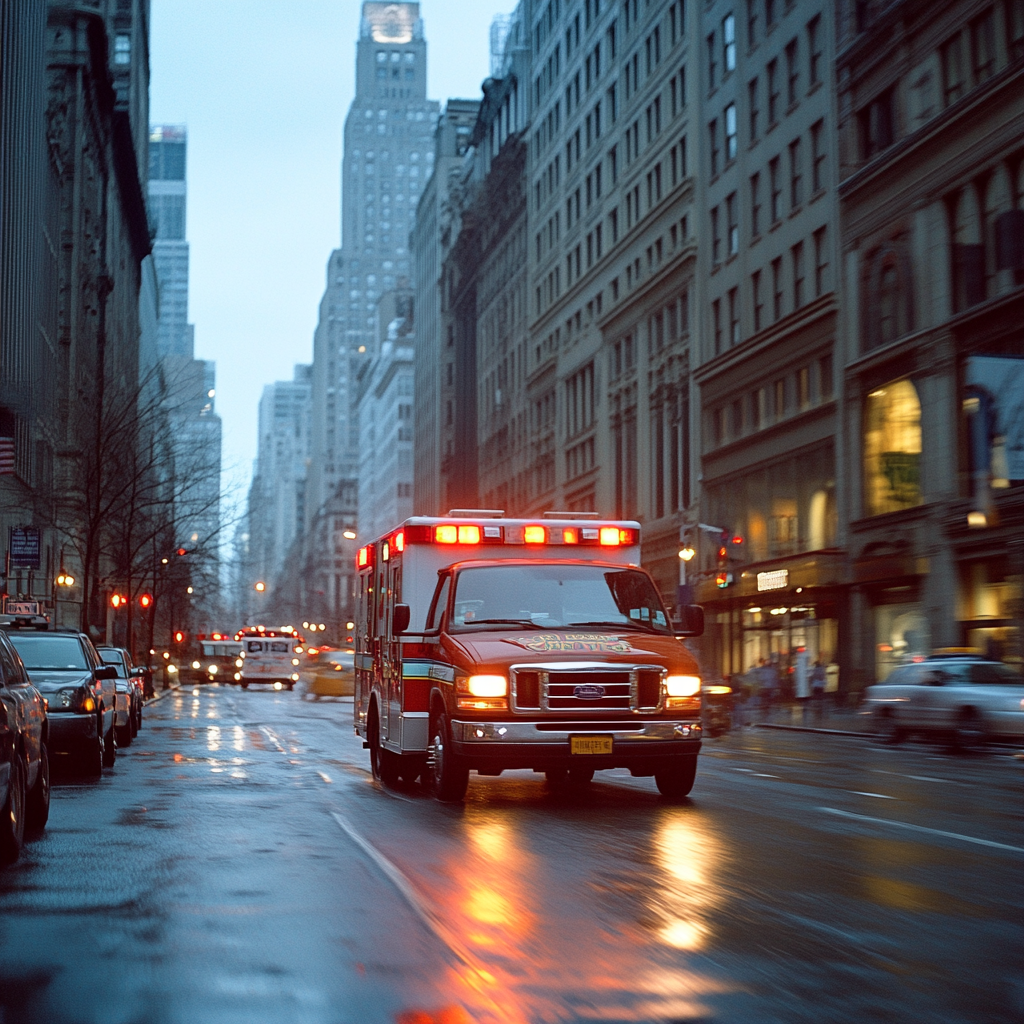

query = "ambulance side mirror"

[
  {"left": 392, "top": 604, "right": 411, "bottom": 635},
  {"left": 674, "top": 605, "right": 705, "bottom": 638}
]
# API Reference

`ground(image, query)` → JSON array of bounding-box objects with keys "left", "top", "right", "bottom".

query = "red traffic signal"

[
  {"left": 139, "top": 593, "right": 153, "bottom": 609},
  {"left": 176, "top": 547, "right": 187, "bottom": 556},
  {"left": 110, "top": 594, "right": 126, "bottom": 608},
  {"left": 173, "top": 630, "right": 185, "bottom": 643}
]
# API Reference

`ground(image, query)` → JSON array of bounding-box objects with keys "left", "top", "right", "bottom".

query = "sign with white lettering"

[
  {"left": 4, "top": 600, "right": 39, "bottom": 616},
  {"left": 757, "top": 569, "right": 789, "bottom": 592},
  {"left": 9, "top": 527, "right": 41, "bottom": 569}
]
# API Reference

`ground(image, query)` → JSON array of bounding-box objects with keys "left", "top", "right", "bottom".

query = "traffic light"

[
  {"left": 110, "top": 593, "right": 126, "bottom": 608},
  {"left": 139, "top": 593, "right": 153, "bottom": 609},
  {"left": 176, "top": 547, "right": 187, "bottom": 557},
  {"left": 173, "top": 630, "right": 185, "bottom": 644}
]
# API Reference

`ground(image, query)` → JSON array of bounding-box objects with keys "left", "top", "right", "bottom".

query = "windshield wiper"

[
  {"left": 569, "top": 619, "right": 665, "bottom": 634},
  {"left": 459, "top": 618, "right": 548, "bottom": 629}
]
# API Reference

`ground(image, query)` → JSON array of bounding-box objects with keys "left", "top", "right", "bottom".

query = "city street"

[{"left": 0, "top": 686, "right": 1021, "bottom": 1024}]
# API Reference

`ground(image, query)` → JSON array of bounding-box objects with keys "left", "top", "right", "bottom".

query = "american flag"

[{"left": 0, "top": 437, "right": 14, "bottom": 475}]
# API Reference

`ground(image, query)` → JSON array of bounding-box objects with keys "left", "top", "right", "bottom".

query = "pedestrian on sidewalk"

[
  {"left": 811, "top": 658, "right": 826, "bottom": 723},
  {"left": 794, "top": 649, "right": 811, "bottom": 723}
]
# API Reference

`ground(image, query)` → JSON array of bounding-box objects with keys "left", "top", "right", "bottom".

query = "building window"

[
  {"left": 723, "top": 13, "right": 736, "bottom": 73},
  {"left": 864, "top": 379, "right": 923, "bottom": 515},
  {"left": 819, "top": 352, "right": 834, "bottom": 400},
  {"left": 707, "top": 31, "right": 717, "bottom": 89},
  {"left": 728, "top": 286, "right": 740, "bottom": 345},
  {"left": 797, "top": 366, "right": 810, "bottom": 409},
  {"left": 114, "top": 34, "right": 131, "bottom": 65},
  {"left": 750, "top": 171, "right": 762, "bottom": 236},
  {"left": 971, "top": 8, "right": 996, "bottom": 83},
  {"left": 865, "top": 242, "right": 913, "bottom": 348},
  {"left": 785, "top": 38, "right": 799, "bottom": 106},
  {"left": 713, "top": 298, "right": 723, "bottom": 354},
  {"left": 789, "top": 137, "right": 802, "bottom": 209},
  {"left": 774, "top": 377, "right": 786, "bottom": 420},
  {"left": 811, "top": 119, "right": 825, "bottom": 192},
  {"left": 792, "top": 240, "right": 805, "bottom": 308},
  {"left": 858, "top": 88, "right": 895, "bottom": 160},
  {"left": 709, "top": 119, "right": 719, "bottom": 175},
  {"left": 724, "top": 102, "right": 737, "bottom": 161},
  {"left": 1008, "top": 2, "right": 1024, "bottom": 61},
  {"left": 766, "top": 0, "right": 778, "bottom": 28},
  {"left": 813, "top": 225, "right": 828, "bottom": 296},
  {"left": 769, "top": 155, "right": 781, "bottom": 222},
  {"left": 941, "top": 32, "right": 965, "bottom": 106},
  {"left": 748, "top": 77, "right": 760, "bottom": 140},
  {"left": 747, "top": 1, "right": 759, "bottom": 48},
  {"left": 711, "top": 206, "right": 721, "bottom": 263},
  {"left": 772, "top": 255, "right": 783, "bottom": 319},
  {"left": 807, "top": 15, "right": 822, "bottom": 86},
  {"left": 726, "top": 191, "right": 739, "bottom": 255},
  {"left": 752, "top": 270, "right": 763, "bottom": 332},
  {"left": 767, "top": 58, "right": 779, "bottom": 123}
]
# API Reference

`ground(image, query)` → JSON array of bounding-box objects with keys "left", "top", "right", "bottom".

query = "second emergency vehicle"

[
  {"left": 354, "top": 512, "right": 706, "bottom": 802},
  {"left": 235, "top": 627, "right": 306, "bottom": 690}
]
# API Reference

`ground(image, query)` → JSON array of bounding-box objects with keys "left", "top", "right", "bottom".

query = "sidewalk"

[{"left": 735, "top": 702, "right": 873, "bottom": 737}]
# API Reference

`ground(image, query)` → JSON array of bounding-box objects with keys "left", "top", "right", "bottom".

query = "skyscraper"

[
  {"left": 148, "top": 126, "right": 222, "bottom": 603},
  {"left": 302, "top": 2, "right": 439, "bottom": 629}
]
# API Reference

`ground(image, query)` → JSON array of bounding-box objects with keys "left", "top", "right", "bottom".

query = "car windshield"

[
  {"left": 98, "top": 650, "right": 128, "bottom": 676},
  {"left": 449, "top": 564, "right": 671, "bottom": 634},
  {"left": 8, "top": 635, "right": 89, "bottom": 671}
]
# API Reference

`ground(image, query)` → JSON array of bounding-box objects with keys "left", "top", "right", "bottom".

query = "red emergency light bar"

[{"left": 393, "top": 522, "right": 637, "bottom": 548}]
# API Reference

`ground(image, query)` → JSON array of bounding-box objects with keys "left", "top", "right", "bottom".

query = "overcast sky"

[{"left": 149, "top": 0, "right": 511, "bottom": 512}]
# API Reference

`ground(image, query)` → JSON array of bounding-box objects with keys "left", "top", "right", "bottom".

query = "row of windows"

[
  {"left": 710, "top": 119, "right": 827, "bottom": 262},
  {"left": 711, "top": 225, "right": 829, "bottom": 353},
  {"left": 709, "top": 352, "right": 834, "bottom": 448}
]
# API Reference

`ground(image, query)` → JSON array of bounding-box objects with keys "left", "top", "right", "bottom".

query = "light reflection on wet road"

[{"left": 0, "top": 684, "right": 1021, "bottom": 1023}]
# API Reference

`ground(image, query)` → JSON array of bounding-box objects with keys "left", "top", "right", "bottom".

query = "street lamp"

[
  {"left": 56, "top": 572, "right": 75, "bottom": 588},
  {"left": 342, "top": 530, "right": 357, "bottom": 540},
  {"left": 254, "top": 581, "right": 266, "bottom": 592}
]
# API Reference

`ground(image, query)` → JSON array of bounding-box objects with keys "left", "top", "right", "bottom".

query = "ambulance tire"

[
  {"left": 369, "top": 706, "right": 401, "bottom": 787},
  {"left": 427, "top": 713, "right": 468, "bottom": 803},
  {"left": 654, "top": 755, "right": 698, "bottom": 801}
]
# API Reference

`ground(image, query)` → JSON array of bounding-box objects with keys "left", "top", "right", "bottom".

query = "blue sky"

[{"left": 149, "top": 0, "right": 512, "bottom": 509}]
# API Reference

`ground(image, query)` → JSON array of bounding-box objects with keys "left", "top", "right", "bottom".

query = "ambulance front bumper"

[{"left": 450, "top": 718, "right": 702, "bottom": 771}]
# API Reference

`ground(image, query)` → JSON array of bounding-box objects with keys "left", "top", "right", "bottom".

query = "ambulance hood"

[{"left": 444, "top": 628, "right": 694, "bottom": 672}]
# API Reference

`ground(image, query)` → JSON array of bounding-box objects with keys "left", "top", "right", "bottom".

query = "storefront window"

[
  {"left": 864, "top": 379, "right": 922, "bottom": 515},
  {"left": 960, "top": 561, "right": 1022, "bottom": 669},
  {"left": 875, "top": 603, "right": 930, "bottom": 682}
]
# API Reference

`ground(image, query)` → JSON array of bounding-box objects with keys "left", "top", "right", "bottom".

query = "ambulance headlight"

[
  {"left": 465, "top": 675, "right": 507, "bottom": 698},
  {"left": 665, "top": 674, "right": 701, "bottom": 697}
]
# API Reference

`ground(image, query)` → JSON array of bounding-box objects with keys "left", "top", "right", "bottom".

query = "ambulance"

[
  {"left": 353, "top": 512, "right": 706, "bottom": 802},
  {"left": 235, "top": 626, "right": 306, "bottom": 690}
]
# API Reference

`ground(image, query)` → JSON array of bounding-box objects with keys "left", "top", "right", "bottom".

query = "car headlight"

[
  {"left": 665, "top": 674, "right": 701, "bottom": 697},
  {"left": 208, "top": 665, "right": 218, "bottom": 674},
  {"left": 466, "top": 675, "right": 507, "bottom": 697}
]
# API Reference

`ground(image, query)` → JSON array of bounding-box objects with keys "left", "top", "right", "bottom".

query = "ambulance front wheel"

[
  {"left": 427, "top": 713, "right": 469, "bottom": 803},
  {"left": 654, "top": 755, "right": 698, "bottom": 801}
]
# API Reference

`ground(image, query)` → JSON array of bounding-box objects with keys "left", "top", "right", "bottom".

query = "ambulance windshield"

[{"left": 449, "top": 564, "right": 671, "bottom": 634}]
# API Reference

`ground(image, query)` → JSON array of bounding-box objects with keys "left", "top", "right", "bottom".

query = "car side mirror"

[
  {"left": 674, "top": 604, "right": 705, "bottom": 638},
  {"left": 95, "top": 665, "right": 118, "bottom": 680},
  {"left": 392, "top": 604, "right": 411, "bottom": 635}
]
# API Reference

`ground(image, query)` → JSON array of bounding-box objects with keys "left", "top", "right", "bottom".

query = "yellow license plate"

[{"left": 570, "top": 736, "right": 613, "bottom": 755}]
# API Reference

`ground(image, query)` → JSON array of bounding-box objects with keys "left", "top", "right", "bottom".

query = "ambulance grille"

[
  {"left": 546, "top": 671, "right": 632, "bottom": 711},
  {"left": 514, "top": 671, "right": 540, "bottom": 709}
]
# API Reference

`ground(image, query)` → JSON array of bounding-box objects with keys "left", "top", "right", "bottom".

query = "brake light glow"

[
  {"left": 563, "top": 527, "right": 579, "bottom": 544},
  {"left": 523, "top": 525, "right": 546, "bottom": 544},
  {"left": 435, "top": 525, "right": 458, "bottom": 544},
  {"left": 395, "top": 531, "right": 405, "bottom": 552},
  {"left": 600, "top": 527, "right": 622, "bottom": 546}
]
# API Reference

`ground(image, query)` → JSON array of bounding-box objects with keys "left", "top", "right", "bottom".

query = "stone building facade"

[{"left": 836, "top": 0, "right": 1024, "bottom": 683}]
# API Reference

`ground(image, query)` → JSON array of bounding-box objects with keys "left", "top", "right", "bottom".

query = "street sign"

[
  {"left": 9, "top": 527, "right": 41, "bottom": 569},
  {"left": 4, "top": 600, "right": 39, "bottom": 616}
]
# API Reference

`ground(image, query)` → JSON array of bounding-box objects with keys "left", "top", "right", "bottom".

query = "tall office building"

[{"left": 148, "top": 126, "right": 222, "bottom": 583}]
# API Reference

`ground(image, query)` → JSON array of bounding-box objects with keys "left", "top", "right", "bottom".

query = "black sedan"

[
  {"left": 0, "top": 629, "right": 50, "bottom": 864},
  {"left": 7, "top": 630, "right": 118, "bottom": 776}
]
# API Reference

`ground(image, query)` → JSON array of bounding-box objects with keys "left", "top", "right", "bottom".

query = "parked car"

[
  {"left": 864, "top": 653, "right": 1024, "bottom": 750},
  {"left": 97, "top": 647, "right": 143, "bottom": 746},
  {"left": 303, "top": 648, "right": 354, "bottom": 700},
  {"left": 0, "top": 627, "right": 51, "bottom": 863},
  {"left": 6, "top": 627, "right": 118, "bottom": 775}
]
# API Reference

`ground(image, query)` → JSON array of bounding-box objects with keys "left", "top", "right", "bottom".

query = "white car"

[{"left": 865, "top": 656, "right": 1024, "bottom": 750}]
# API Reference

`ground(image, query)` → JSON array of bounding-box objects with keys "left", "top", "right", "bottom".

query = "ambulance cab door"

[{"left": 385, "top": 557, "right": 404, "bottom": 745}]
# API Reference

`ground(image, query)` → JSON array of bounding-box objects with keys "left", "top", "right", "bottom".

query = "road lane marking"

[
  {"left": 850, "top": 791, "right": 896, "bottom": 799},
  {"left": 820, "top": 807, "right": 1024, "bottom": 853},
  {"left": 753, "top": 773, "right": 780, "bottom": 778},
  {"left": 317, "top": 771, "right": 332, "bottom": 784}
]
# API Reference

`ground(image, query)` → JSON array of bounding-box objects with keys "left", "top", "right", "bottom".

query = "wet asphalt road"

[{"left": 1, "top": 684, "right": 1022, "bottom": 1024}]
